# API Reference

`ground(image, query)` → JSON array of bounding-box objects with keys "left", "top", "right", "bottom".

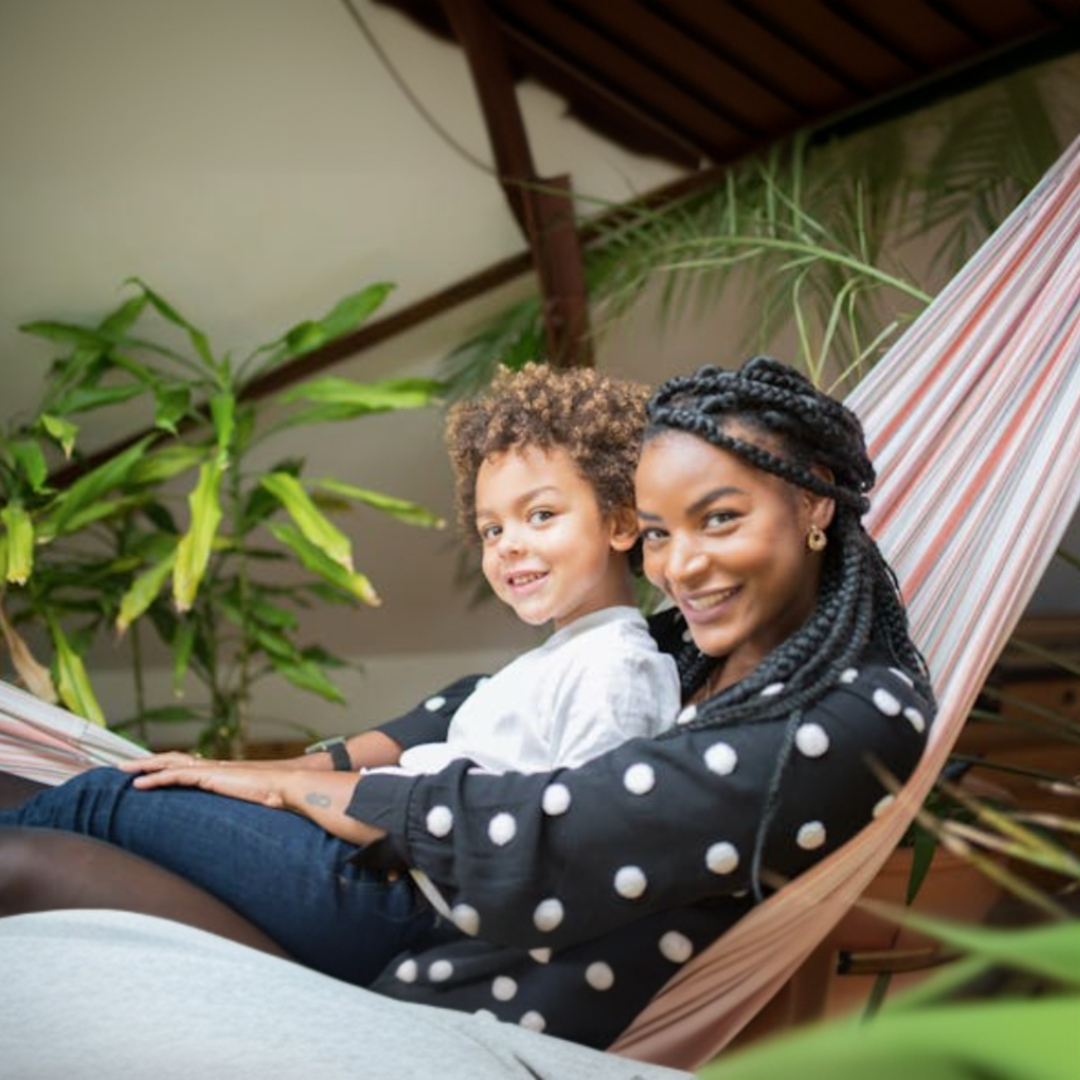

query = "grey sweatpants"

[{"left": 0, "top": 910, "right": 691, "bottom": 1080}]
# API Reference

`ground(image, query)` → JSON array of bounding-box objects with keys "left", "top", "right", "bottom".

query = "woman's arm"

[
  {"left": 131, "top": 764, "right": 388, "bottom": 846},
  {"left": 348, "top": 662, "right": 932, "bottom": 952}
]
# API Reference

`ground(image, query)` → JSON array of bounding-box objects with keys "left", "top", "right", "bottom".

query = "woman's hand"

[
  {"left": 130, "top": 762, "right": 387, "bottom": 846},
  {"left": 119, "top": 752, "right": 314, "bottom": 775}
]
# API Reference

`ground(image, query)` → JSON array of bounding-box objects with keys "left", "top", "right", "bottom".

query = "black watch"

[{"left": 304, "top": 735, "right": 352, "bottom": 771}]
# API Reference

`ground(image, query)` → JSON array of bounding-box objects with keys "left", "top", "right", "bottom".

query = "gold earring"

[{"left": 806, "top": 525, "right": 827, "bottom": 552}]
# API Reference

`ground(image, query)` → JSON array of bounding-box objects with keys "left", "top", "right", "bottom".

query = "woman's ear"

[
  {"left": 803, "top": 465, "right": 836, "bottom": 531},
  {"left": 608, "top": 506, "right": 640, "bottom": 552}
]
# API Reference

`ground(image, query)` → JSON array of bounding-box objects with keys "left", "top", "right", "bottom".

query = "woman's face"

[{"left": 635, "top": 428, "right": 834, "bottom": 690}]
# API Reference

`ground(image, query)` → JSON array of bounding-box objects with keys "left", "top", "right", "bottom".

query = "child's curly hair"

[{"left": 445, "top": 363, "right": 651, "bottom": 542}]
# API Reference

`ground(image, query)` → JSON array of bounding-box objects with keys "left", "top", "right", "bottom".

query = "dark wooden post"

[{"left": 439, "top": 0, "right": 593, "bottom": 367}]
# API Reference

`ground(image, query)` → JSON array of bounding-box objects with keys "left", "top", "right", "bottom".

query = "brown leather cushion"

[{"left": 0, "top": 824, "right": 292, "bottom": 960}]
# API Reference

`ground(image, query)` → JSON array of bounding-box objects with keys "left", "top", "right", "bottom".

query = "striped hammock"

[
  {"left": 2, "top": 135, "right": 1080, "bottom": 1074},
  {"left": 609, "top": 134, "right": 1080, "bottom": 1068}
]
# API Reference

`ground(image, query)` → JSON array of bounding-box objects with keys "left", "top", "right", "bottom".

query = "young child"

[{"left": 386, "top": 361, "right": 680, "bottom": 775}]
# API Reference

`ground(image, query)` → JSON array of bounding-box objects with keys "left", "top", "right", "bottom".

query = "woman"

[{"left": 0, "top": 358, "right": 934, "bottom": 1050}]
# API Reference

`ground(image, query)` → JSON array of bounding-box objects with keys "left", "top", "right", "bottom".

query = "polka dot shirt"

[{"left": 350, "top": 619, "right": 932, "bottom": 1049}]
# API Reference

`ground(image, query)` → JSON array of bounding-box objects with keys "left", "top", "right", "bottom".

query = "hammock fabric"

[
  {"left": 609, "top": 133, "right": 1080, "bottom": 1068},
  {"left": 3, "top": 137, "right": 1080, "bottom": 1072}
]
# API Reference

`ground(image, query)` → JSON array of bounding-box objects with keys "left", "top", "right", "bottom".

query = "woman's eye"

[
  {"left": 639, "top": 526, "right": 666, "bottom": 543},
  {"left": 704, "top": 510, "right": 736, "bottom": 528}
]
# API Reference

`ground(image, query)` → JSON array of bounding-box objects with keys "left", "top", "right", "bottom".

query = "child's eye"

[
  {"left": 478, "top": 523, "right": 501, "bottom": 543},
  {"left": 528, "top": 508, "right": 555, "bottom": 526}
]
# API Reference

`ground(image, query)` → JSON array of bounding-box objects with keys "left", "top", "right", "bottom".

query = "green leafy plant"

[{"left": 0, "top": 279, "right": 445, "bottom": 756}]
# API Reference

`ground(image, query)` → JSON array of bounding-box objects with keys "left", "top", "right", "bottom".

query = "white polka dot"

[
  {"left": 424, "top": 695, "right": 447, "bottom": 711},
  {"left": 677, "top": 704, "right": 698, "bottom": 725},
  {"left": 428, "top": 959, "right": 454, "bottom": 982},
  {"left": 889, "top": 667, "right": 914, "bottom": 687},
  {"left": 623, "top": 762, "right": 656, "bottom": 795},
  {"left": 426, "top": 805, "right": 453, "bottom": 837},
  {"left": 796, "top": 821, "right": 827, "bottom": 850},
  {"left": 681, "top": 628, "right": 693, "bottom": 643},
  {"left": 761, "top": 681, "right": 785, "bottom": 696},
  {"left": 904, "top": 706, "right": 927, "bottom": 734},
  {"left": 395, "top": 959, "right": 418, "bottom": 983},
  {"left": 659, "top": 931, "right": 693, "bottom": 964},
  {"left": 704, "top": 741, "right": 738, "bottom": 775},
  {"left": 492, "top": 976, "right": 518, "bottom": 1002},
  {"left": 451, "top": 904, "right": 480, "bottom": 935},
  {"left": 488, "top": 812, "right": 517, "bottom": 846},
  {"left": 474, "top": 1009, "right": 497, "bottom": 1022},
  {"left": 475, "top": 676, "right": 492, "bottom": 689},
  {"left": 873, "top": 688, "right": 902, "bottom": 716},
  {"left": 795, "top": 722, "right": 830, "bottom": 757},
  {"left": 705, "top": 841, "right": 739, "bottom": 875},
  {"left": 614, "top": 865, "right": 648, "bottom": 899},
  {"left": 529, "top": 948, "right": 552, "bottom": 964},
  {"left": 533, "top": 898, "right": 564, "bottom": 932},
  {"left": 541, "top": 783, "right": 571, "bottom": 816},
  {"left": 872, "top": 794, "right": 895, "bottom": 818},
  {"left": 586, "top": 962, "right": 615, "bottom": 991},
  {"left": 519, "top": 1011, "right": 546, "bottom": 1033},
  {"left": 840, "top": 668, "right": 859, "bottom": 684}
]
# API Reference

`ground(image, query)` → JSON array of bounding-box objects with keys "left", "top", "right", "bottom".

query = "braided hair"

[{"left": 647, "top": 356, "right": 934, "bottom": 729}]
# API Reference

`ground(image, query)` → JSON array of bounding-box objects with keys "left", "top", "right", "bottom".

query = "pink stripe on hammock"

[{"left": 609, "top": 136, "right": 1080, "bottom": 1068}]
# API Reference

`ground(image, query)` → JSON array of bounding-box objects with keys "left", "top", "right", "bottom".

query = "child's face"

[{"left": 475, "top": 445, "right": 637, "bottom": 630}]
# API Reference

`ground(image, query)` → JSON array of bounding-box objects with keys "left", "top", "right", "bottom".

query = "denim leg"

[{"left": 0, "top": 767, "right": 436, "bottom": 986}]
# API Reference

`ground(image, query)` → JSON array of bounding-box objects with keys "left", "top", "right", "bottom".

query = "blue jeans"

[{"left": 0, "top": 767, "right": 439, "bottom": 985}]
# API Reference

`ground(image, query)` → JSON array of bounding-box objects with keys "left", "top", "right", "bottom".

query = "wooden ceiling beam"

[{"left": 438, "top": 0, "right": 592, "bottom": 367}]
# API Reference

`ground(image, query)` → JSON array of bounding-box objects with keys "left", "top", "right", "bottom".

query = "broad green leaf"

[
  {"left": 268, "top": 654, "right": 347, "bottom": 704},
  {"left": 42, "top": 495, "right": 144, "bottom": 539},
  {"left": 39, "top": 414, "right": 79, "bottom": 458},
  {"left": 49, "top": 618, "right": 105, "bottom": 725},
  {"left": 316, "top": 478, "right": 445, "bottom": 529},
  {"left": 281, "top": 283, "right": 394, "bottom": 358},
  {"left": 125, "top": 277, "right": 216, "bottom": 369},
  {"left": 700, "top": 997, "right": 1080, "bottom": 1080},
  {"left": 1, "top": 503, "right": 34, "bottom": 584},
  {"left": 19, "top": 319, "right": 111, "bottom": 349},
  {"left": 153, "top": 383, "right": 191, "bottom": 433},
  {"left": 173, "top": 460, "right": 223, "bottom": 612},
  {"left": 98, "top": 292, "right": 149, "bottom": 337},
  {"left": 279, "top": 375, "right": 442, "bottom": 410},
  {"left": 261, "top": 472, "right": 353, "bottom": 570},
  {"left": 267, "top": 522, "right": 379, "bottom": 606},
  {"left": 41, "top": 435, "right": 156, "bottom": 538},
  {"left": 128, "top": 444, "right": 206, "bottom": 486},
  {"left": 249, "top": 623, "right": 298, "bottom": 662},
  {"left": 275, "top": 376, "right": 443, "bottom": 430},
  {"left": 116, "top": 548, "right": 177, "bottom": 633},
  {"left": 172, "top": 618, "right": 196, "bottom": 694},
  {"left": 49, "top": 381, "right": 145, "bottom": 416},
  {"left": 314, "top": 282, "right": 394, "bottom": 341},
  {"left": 9, "top": 438, "right": 49, "bottom": 492}
]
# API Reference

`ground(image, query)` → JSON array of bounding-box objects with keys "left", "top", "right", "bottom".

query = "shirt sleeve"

[
  {"left": 372, "top": 675, "right": 486, "bottom": 749},
  {"left": 348, "top": 660, "right": 932, "bottom": 953}
]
